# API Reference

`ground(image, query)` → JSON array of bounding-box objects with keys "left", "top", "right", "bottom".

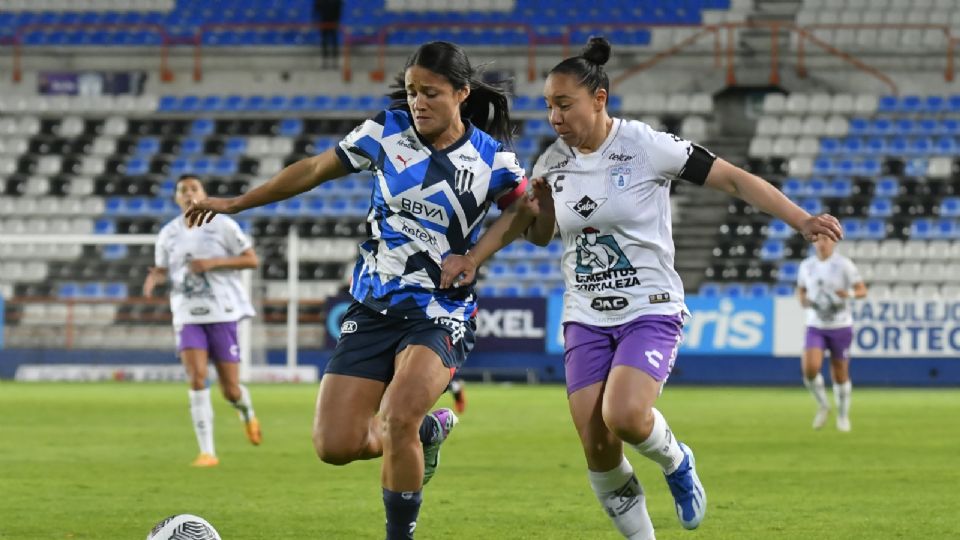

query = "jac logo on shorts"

[
  {"left": 590, "top": 296, "right": 629, "bottom": 311},
  {"left": 340, "top": 320, "right": 358, "bottom": 334},
  {"left": 190, "top": 307, "right": 210, "bottom": 316},
  {"left": 649, "top": 293, "right": 671, "bottom": 304}
]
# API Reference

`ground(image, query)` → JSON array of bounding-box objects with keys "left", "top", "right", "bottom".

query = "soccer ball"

[{"left": 146, "top": 514, "right": 221, "bottom": 540}]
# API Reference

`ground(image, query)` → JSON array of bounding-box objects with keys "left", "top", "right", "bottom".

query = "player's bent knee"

[
  {"left": 312, "top": 431, "right": 360, "bottom": 466},
  {"left": 379, "top": 408, "right": 422, "bottom": 445},
  {"left": 603, "top": 405, "right": 654, "bottom": 442}
]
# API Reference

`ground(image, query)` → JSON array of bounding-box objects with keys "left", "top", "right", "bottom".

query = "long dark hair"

[
  {"left": 549, "top": 36, "right": 611, "bottom": 98},
  {"left": 389, "top": 41, "right": 514, "bottom": 145}
]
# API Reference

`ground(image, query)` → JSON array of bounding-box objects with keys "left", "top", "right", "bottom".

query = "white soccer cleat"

[
  {"left": 836, "top": 416, "right": 851, "bottom": 432},
  {"left": 812, "top": 406, "right": 830, "bottom": 430}
]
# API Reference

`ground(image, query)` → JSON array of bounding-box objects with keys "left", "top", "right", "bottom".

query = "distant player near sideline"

[
  {"left": 143, "top": 174, "right": 262, "bottom": 467},
  {"left": 797, "top": 236, "right": 867, "bottom": 432},
  {"left": 442, "top": 37, "right": 844, "bottom": 539}
]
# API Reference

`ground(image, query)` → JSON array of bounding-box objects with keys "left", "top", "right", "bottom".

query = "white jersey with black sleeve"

[
  {"left": 532, "top": 118, "right": 715, "bottom": 327},
  {"left": 155, "top": 214, "right": 256, "bottom": 326}
]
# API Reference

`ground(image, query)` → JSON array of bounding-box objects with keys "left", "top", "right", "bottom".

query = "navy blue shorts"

[{"left": 324, "top": 301, "right": 476, "bottom": 383}]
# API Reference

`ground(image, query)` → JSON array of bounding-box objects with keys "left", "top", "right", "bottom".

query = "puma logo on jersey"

[{"left": 396, "top": 154, "right": 411, "bottom": 169}]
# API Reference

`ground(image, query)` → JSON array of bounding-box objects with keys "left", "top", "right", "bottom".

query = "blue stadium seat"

[
  {"left": 699, "top": 282, "right": 722, "bottom": 298},
  {"left": 924, "top": 95, "right": 945, "bottom": 113},
  {"left": 875, "top": 177, "right": 900, "bottom": 198},
  {"left": 158, "top": 180, "right": 176, "bottom": 198},
  {"left": 102, "top": 245, "right": 128, "bottom": 261},
  {"left": 935, "top": 136, "right": 957, "bottom": 154},
  {"left": 279, "top": 199, "right": 304, "bottom": 216},
  {"left": 746, "top": 283, "right": 770, "bottom": 298},
  {"left": 524, "top": 284, "right": 547, "bottom": 297},
  {"left": 57, "top": 283, "right": 80, "bottom": 299},
  {"left": 225, "top": 137, "right": 247, "bottom": 156},
  {"left": 868, "top": 198, "right": 893, "bottom": 218},
  {"left": 94, "top": 219, "right": 115, "bottom": 234},
  {"left": 125, "top": 158, "right": 149, "bottom": 176},
  {"left": 136, "top": 137, "right": 160, "bottom": 156},
  {"left": 158, "top": 95, "right": 179, "bottom": 112},
  {"left": 904, "top": 158, "right": 928, "bottom": 177},
  {"left": 104, "top": 282, "right": 128, "bottom": 299},
  {"left": 309, "top": 95, "right": 333, "bottom": 111},
  {"left": 842, "top": 219, "right": 863, "bottom": 239},
  {"left": 760, "top": 239, "right": 785, "bottom": 261},
  {"left": 190, "top": 118, "right": 215, "bottom": 136},
  {"left": 179, "top": 138, "right": 204, "bottom": 155},
  {"left": 781, "top": 178, "right": 804, "bottom": 197},
  {"left": 877, "top": 95, "right": 897, "bottom": 113},
  {"left": 819, "top": 138, "right": 840, "bottom": 155},
  {"left": 179, "top": 95, "right": 201, "bottom": 113},
  {"left": 940, "top": 197, "right": 960, "bottom": 217},
  {"left": 767, "top": 219, "right": 793, "bottom": 239},
  {"left": 778, "top": 261, "right": 800, "bottom": 282},
  {"left": 169, "top": 158, "right": 190, "bottom": 176},
  {"left": 279, "top": 118, "right": 304, "bottom": 137},
  {"left": 806, "top": 178, "right": 827, "bottom": 197},
  {"left": 213, "top": 158, "right": 237, "bottom": 175},
  {"left": 245, "top": 95, "right": 267, "bottom": 112},
  {"left": 289, "top": 95, "right": 310, "bottom": 111},
  {"left": 104, "top": 197, "right": 124, "bottom": 215},
  {"left": 312, "top": 136, "right": 336, "bottom": 152},
  {"left": 848, "top": 118, "right": 869, "bottom": 136},
  {"left": 306, "top": 198, "right": 325, "bottom": 214},
  {"left": 125, "top": 198, "right": 147, "bottom": 215},
  {"left": 724, "top": 284, "right": 746, "bottom": 298},
  {"left": 80, "top": 282, "right": 104, "bottom": 298},
  {"left": 772, "top": 283, "right": 795, "bottom": 297},
  {"left": 828, "top": 178, "right": 852, "bottom": 197},
  {"left": 224, "top": 95, "right": 245, "bottom": 112},
  {"left": 863, "top": 219, "right": 886, "bottom": 239},
  {"left": 911, "top": 218, "right": 934, "bottom": 239},
  {"left": 478, "top": 285, "right": 498, "bottom": 297},
  {"left": 201, "top": 95, "right": 224, "bottom": 111},
  {"left": 266, "top": 95, "right": 289, "bottom": 111}
]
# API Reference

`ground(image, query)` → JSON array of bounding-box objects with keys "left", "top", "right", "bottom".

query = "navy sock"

[
  {"left": 418, "top": 415, "right": 438, "bottom": 445},
  {"left": 383, "top": 488, "right": 422, "bottom": 540}
]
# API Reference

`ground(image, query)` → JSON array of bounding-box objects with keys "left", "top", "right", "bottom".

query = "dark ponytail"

[
  {"left": 389, "top": 41, "right": 514, "bottom": 146},
  {"left": 549, "top": 36, "right": 611, "bottom": 97}
]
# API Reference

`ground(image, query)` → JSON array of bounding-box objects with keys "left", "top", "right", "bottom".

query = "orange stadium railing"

[
  {"left": 9, "top": 21, "right": 960, "bottom": 96},
  {"left": 12, "top": 23, "right": 176, "bottom": 83}
]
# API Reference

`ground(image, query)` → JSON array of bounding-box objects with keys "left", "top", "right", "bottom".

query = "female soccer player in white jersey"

[
  {"left": 182, "top": 42, "right": 545, "bottom": 539},
  {"left": 142, "top": 174, "right": 262, "bottom": 467},
  {"left": 797, "top": 235, "right": 867, "bottom": 432},
  {"left": 442, "top": 37, "right": 844, "bottom": 539}
]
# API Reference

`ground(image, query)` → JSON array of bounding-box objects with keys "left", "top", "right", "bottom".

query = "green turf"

[{"left": 1, "top": 383, "right": 958, "bottom": 539}]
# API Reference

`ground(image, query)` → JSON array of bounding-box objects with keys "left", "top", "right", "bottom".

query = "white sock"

[
  {"left": 231, "top": 384, "right": 256, "bottom": 422},
  {"left": 803, "top": 373, "right": 830, "bottom": 410},
  {"left": 833, "top": 380, "right": 852, "bottom": 419},
  {"left": 588, "top": 457, "right": 655, "bottom": 540},
  {"left": 630, "top": 408, "right": 685, "bottom": 475},
  {"left": 189, "top": 389, "right": 215, "bottom": 456}
]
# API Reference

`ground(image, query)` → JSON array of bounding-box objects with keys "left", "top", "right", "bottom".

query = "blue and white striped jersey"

[{"left": 335, "top": 109, "right": 527, "bottom": 321}]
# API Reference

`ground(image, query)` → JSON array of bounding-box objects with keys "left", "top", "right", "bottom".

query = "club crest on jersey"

[
  {"left": 454, "top": 168, "right": 475, "bottom": 194},
  {"left": 567, "top": 195, "right": 607, "bottom": 220},
  {"left": 610, "top": 166, "right": 632, "bottom": 190}
]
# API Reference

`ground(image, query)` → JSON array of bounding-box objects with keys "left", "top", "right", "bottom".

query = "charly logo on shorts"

[
  {"left": 341, "top": 320, "right": 358, "bottom": 334},
  {"left": 434, "top": 317, "right": 466, "bottom": 345}
]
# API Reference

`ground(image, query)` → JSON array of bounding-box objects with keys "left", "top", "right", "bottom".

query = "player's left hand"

[
  {"left": 524, "top": 177, "right": 554, "bottom": 216},
  {"left": 189, "top": 259, "right": 215, "bottom": 274},
  {"left": 800, "top": 213, "right": 843, "bottom": 242},
  {"left": 440, "top": 252, "right": 478, "bottom": 289}
]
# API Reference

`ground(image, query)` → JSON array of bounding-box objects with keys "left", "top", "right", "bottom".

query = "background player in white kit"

[
  {"left": 143, "top": 175, "right": 262, "bottom": 467},
  {"left": 442, "top": 37, "right": 843, "bottom": 539},
  {"left": 797, "top": 236, "right": 867, "bottom": 432}
]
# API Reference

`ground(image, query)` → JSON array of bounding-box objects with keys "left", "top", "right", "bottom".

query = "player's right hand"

[
  {"left": 440, "top": 252, "right": 478, "bottom": 289},
  {"left": 184, "top": 197, "right": 234, "bottom": 227},
  {"left": 799, "top": 213, "right": 843, "bottom": 242}
]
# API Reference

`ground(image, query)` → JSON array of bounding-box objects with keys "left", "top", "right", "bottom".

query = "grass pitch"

[{"left": 0, "top": 382, "right": 957, "bottom": 539}]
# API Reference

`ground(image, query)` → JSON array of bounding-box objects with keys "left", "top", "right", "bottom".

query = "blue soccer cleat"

[
  {"left": 422, "top": 408, "right": 458, "bottom": 486},
  {"left": 664, "top": 442, "right": 706, "bottom": 530}
]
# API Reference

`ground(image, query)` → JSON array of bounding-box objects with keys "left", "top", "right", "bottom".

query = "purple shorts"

[
  {"left": 563, "top": 314, "right": 684, "bottom": 395},
  {"left": 177, "top": 322, "right": 240, "bottom": 363},
  {"left": 805, "top": 326, "right": 853, "bottom": 361}
]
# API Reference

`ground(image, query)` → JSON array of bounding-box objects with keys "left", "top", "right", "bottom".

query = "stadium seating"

[
  {"left": 706, "top": 91, "right": 960, "bottom": 297},
  {"left": 0, "top": 0, "right": 740, "bottom": 47}
]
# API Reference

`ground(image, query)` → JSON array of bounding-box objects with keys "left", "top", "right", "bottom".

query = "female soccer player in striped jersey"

[
  {"left": 797, "top": 235, "right": 867, "bottom": 432},
  {"left": 143, "top": 174, "right": 262, "bottom": 467},
  {"left": 182, "top": 41, "right": 546, "bottom": 539},
  {"left": 442, "top": 37, "right": 844, "bottom": 539}
]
